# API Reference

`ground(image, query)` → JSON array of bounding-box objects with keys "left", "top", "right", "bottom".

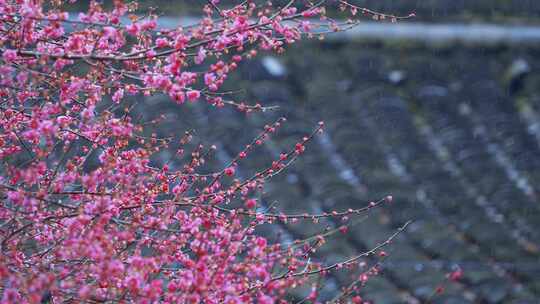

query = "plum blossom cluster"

[{"left": 0, "top": 1, "right": 411, "bottom": 303}]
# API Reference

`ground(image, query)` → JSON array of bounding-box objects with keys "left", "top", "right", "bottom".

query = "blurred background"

[{"left": 82, "top": 1, "right": 540, "bottom": 303}]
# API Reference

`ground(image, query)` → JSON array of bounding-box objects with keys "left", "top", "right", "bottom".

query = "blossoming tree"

[{"left": 0, "top": 1, "right": 414, "bottom": 303}]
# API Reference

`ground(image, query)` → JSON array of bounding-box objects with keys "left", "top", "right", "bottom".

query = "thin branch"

[{"left": 239, "top": 220, "right": 413, "bottom": 295}]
